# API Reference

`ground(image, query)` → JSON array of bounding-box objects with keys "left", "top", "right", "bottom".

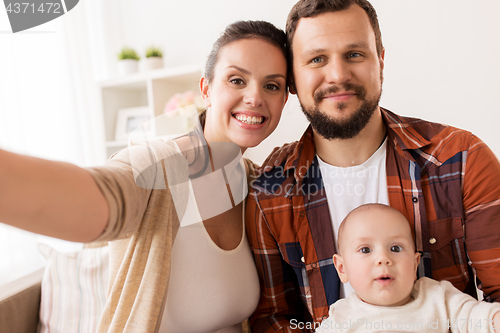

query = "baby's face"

[{"left": 334, "top": 207, "right": 420, "bottom": 306}]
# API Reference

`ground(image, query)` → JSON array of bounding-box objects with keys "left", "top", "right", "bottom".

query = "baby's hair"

[{"left": 337, "top": 203, "right": 413, "bottom": 254}]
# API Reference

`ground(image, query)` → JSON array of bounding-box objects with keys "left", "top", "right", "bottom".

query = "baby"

[{"left": 315, "top": 203, "right": 500, "bottom": 333}]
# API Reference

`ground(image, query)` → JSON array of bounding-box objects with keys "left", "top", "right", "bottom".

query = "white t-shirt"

[
  {"left": 315, "top": 278, "right": 500, "bottom": 333},
  {"left": 317, "top": 138, "right": 389, "bottom": 298}
]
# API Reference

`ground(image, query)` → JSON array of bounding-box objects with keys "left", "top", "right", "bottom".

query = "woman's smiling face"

[{"left": 201, "top": 38, "right": 288, "bottom": 151}]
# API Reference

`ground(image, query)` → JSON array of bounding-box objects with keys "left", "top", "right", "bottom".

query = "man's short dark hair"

[{"left": 286, "top": 0, "right": 383, "bottom": 64}]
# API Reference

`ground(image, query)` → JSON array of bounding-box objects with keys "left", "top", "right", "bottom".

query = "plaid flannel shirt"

[{"left": 246, "top": 108, "right": 500, "bottom": 333}]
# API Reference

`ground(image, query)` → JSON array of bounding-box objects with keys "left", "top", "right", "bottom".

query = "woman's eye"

[
  {"left": 264, "top": 83, "right": 279, "bottom": 91},
  {"left": 391, "top": 245, "right": 403, "bottom": 253},
  {"left": 360, "top": 247, "right": 371, "bottom": 254},
  {"left": 230, "top": 78, "right": 245, "bottom": 85}
]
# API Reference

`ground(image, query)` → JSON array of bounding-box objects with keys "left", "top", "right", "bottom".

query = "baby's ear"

[
  {"left": 333, "top": 254, "right": 348, "bottom": 283},
  {"left": 414, "top": 251, "right": 421, "bottom": 279}
]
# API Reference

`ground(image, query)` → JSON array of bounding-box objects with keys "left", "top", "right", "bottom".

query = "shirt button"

[
  {"left": 412, "top": 197, "right": 418, "bottom": 203},
  {"left": 429, "top": 237, "right": 437, "bottom": 245},
  {"left": 300, "top": 211, "right": 305, "bottom": 217}
]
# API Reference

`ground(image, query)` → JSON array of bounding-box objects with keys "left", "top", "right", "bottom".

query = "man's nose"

[{"left": 325, "top": 56, "right": 352, "bottom": 85}]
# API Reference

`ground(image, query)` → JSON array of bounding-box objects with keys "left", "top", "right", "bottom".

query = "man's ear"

[
  {"left": 288, "top": 77, "right": 297, "bottom": 95},
  {"left": 333, "top": 254, "right": 348, "bottom": 283},
  {"left": 200, "top": 77, "right": 211, "bottom": 107},
  {"left": 379, "top": 47, "right": 385, "bottom": 71}
]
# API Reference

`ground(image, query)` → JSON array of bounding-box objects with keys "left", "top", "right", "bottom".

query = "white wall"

[
  {"left": 111, "top": 0, "right": 500, "bottom": 164},
  {"left": 374, "top": 0, "right": 500, "bottom": 161}
]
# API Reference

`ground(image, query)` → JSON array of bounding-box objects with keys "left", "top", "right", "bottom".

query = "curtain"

[{"left": 0, "top": 1, "right": 112, "bottom": 285}]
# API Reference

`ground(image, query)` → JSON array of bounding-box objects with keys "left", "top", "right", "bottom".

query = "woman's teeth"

[{"left": 235, "top": 115, "right": 263, "bottom": 125}]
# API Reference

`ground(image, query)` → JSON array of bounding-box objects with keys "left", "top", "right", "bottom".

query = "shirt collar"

[
  {"left": 283, "top": 108, "right": 432, "bottom": 182},
  {"left": 284, "top": 125, "right": 316, "bottom": 183},
  {"left": 381, "top": 108, "right": 431, "bottom": 151}
]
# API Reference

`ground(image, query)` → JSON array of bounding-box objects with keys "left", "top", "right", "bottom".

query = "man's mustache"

[{"left": 313, "top": 83, "right": 367, "bottom": 103}]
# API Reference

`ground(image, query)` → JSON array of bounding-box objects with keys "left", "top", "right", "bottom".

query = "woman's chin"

[{"left": 233, "top": 134, "right": 269, "bottom": 150}]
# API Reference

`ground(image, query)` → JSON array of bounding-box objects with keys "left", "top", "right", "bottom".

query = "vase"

[
  {"left": 141, "top": 57, "right": 164, "bottom": 71},
  {"left": 117, "top": 59, "right": 139, "bottom": 76}
]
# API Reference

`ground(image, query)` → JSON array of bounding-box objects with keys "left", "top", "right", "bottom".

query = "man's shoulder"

[
  {"left": 408, "top": 114, "right": 470, "bottom": 135},
  {"left": 250, "top": 163, "right": 295, "bottom": 197},
  {"left": 251, "top": 127, "right": 315, "bottom": 198},
  {"left": 387, "top": 109, "right": 472, "bottom": 139},
  {"left": 385, "top": 109, "right": 476, "bottom": 157}
]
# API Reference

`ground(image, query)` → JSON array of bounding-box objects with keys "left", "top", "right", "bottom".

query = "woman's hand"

[{"left": 260, "top": 141, "right": 298, "bottom": 172}]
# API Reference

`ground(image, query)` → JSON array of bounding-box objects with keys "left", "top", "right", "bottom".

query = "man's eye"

[
  {"left": 348, "top": 53, "right": 361, "bottom": 59},
  {"left": 360, "top": 247, "right": 371, "bottom": 254},
  {"left": 310, "top": 57, "right": 323, "bottom": 64},
  {"left": 391, "top": 245, "right": 403, "bottom": 253}
]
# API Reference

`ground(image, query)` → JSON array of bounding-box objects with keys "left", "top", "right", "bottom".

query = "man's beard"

[{"left": 300, "top": 82, "right": 382, "bottom": 140}]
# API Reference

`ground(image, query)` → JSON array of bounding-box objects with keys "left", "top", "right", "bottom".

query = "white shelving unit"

[{"left": 98, "top": 64, "right": 203, "bottom": 157}]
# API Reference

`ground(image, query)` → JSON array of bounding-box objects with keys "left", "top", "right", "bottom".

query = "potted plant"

[
  {"left": 142, "top": 46, "right": 164, "bottom": 71},
  {"left": 117, "top": 47, "right": 140, "bottom": 76}
]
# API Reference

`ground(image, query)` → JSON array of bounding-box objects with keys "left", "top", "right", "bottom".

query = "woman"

[{"left": 0, "top": 20, "right": 288, "bottom": 332}]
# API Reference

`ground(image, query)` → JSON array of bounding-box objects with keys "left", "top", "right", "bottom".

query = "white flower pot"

[
  {"left": 117, "top": 59, "right": 139, "bottom": 76},
  {"left": 141, "top": 57, "right": 164, "bottom": 71}
]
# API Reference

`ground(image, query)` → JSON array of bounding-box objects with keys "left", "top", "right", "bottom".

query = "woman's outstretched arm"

[{"left": 0, "top": 148, "right": 109, "bottom": 242}]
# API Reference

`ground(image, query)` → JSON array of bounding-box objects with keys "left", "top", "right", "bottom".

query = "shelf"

[
  {"left": 106, "top": 140, "right": 129, "bottom": 148},
  {"left": 98, "top": 64, "right": 203, "bottom": 159},
  {"left": 98, "top": 64, "right": 202, "bottom": 89}
]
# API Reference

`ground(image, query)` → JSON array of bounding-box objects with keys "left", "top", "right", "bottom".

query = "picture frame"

[{"left": 114, "top": 106, "right": 153, "bottom": 141}]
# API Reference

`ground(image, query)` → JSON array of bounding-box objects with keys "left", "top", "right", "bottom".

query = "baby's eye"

[
  {"left": 391, "top": 245, "right": 403, "bottom": 253},
  {"left": 360, "top": 247, "right": 371, "bottom": 254}
]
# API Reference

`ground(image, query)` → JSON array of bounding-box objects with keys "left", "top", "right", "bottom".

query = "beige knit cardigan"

[{"left": 87, "top": 139, "right": 254, "bottom": 333}]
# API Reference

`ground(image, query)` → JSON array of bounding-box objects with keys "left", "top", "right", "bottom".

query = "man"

[{"left": 246, "top": 0, "right": 500, "bottom": 332}]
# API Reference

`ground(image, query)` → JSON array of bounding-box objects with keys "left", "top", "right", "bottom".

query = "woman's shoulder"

[{"left": 99, "top": 137, "right": 189, "bottom": 190}]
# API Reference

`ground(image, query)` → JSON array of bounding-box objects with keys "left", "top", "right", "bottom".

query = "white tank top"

[
  {"left": 159, "top": 210, "right": 260, "bottom": 333},
  {"left": 317, "top": 138, "right": 389, "bottom": 298}
]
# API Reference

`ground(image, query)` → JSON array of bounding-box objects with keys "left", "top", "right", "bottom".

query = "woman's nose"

[{"left": 243, "top": 84, "right": 263, "bottom": 107}]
